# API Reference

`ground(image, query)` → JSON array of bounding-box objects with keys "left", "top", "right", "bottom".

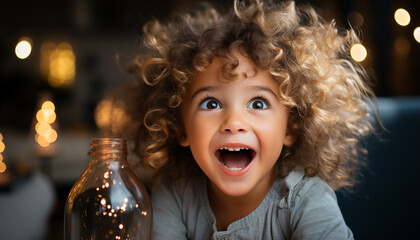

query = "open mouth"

[{"left": 215, "top": 147, "right": 256, "bottom": 172}]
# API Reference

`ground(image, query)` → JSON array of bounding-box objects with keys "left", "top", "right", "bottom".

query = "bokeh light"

[
  {"left": 40, "top": 42, "right": 76, "bottom": 87},
  {"left": 347, "top": 12, "right": 364, "bottom": 28},
  {"left": 0, "top": 141, "right": 5, "bottom": 153},
  {"left": 394, "top": 8, "right": 410, "bottom": 26},
  {"left": 414, "top": 27, "right": 420, "bottom": 43},
  {"left": 0, "top": 162, "right": 6, "bottom": 173},
  {"left": 394, "top": 37, "right": 410, "bottom": 55},
  {"left": 15, "top": 39, "right": 32, "bottom": 59},
  {"left": 350, "top": 43, "right": 367, "bottom": 62},
  {"left": 94, "top": 99, "right": 130, "bottom": 134},
  {"left": 40, "top": 42, "right": 56, "bottom": 75},
  {"left": 0, "top": 133, "right": 5, "bottom": 173},
  {"left": 42, "top": 100, "right": 55, "bottom": 112},
  {"left": 35, "top": 100, "right": 58, "bottom": 147}
]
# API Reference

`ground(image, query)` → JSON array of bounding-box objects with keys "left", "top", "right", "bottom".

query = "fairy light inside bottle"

[{"left": 64, "top": 138, "right": 152, "bottom": 239}]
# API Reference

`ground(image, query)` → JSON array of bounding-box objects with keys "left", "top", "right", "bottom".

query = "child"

[{"left": 122, "top": 0, "right": 375, "bottom": 239}]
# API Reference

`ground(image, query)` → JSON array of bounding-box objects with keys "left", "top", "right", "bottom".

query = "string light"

[
  {"left": 40, "top": 42, "right": 76, "bottom": 87},
  {"left": 85, "top": 169, "right": 146, "bottom": 240},
  {"left": 347, "top": 12, "right": 364, "bottom": 28},
  {"left": 94, "top": 99, "right": 130, "bottom": 134},
  {"left": 0, "top": 134, "right": 4, "bottom": 153},
  {"left": 15, "top": 39, "right": 32, "bottom": 59},
  {"left": 350, "top": 43, "right": 367, "bottom": 62},
  {"left": 0, "top": 162, "right": 5, "bottom": 173},
  {"left": 394, "top": 8, "right": 410, "bottom": 26},
  {"left": 414, "top": 27, "right": 420, "bottom": 43},
  {"left": 35, "top": 100, "right": 58, "bottom": 147},
  {"left": 394, "top": 37, "right": 410, "bottom": 55},
  {"left": 0, "top": 133, "right": 6, "bottom": 173}
]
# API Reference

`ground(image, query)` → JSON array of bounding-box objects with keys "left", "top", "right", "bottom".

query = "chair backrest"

[{"left": 337, "top": 97, "right": 420, "bottom": 240}]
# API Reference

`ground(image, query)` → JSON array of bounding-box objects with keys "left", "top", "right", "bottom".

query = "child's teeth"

[
  {"left": 228, "top": 167, "right": 242, "bottom": 171},
  {"left": 223, "top": 165, "right": 242, "bottom": 171},
  {"left": 219, "top": 147, "right": 250, "bottom": 151}
]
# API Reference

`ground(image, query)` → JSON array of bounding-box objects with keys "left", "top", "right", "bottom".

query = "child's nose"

[{"left": 220, "top": 108, "right": 249, "bottom": 134}]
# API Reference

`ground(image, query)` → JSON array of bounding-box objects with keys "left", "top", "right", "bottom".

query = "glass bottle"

[{"left": 64, "top": 138, "right": 152, "bottom": 240}]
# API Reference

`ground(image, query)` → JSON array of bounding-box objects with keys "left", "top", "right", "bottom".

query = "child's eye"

[
  {"left": 248, "top": 98, "right": 269, "bottom": 110},
  {"left": 199, "top": 98, "right": 221, "bottom": 110}
]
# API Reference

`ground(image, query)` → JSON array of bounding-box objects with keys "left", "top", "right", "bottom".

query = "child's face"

[{"left": 181, "top": 52, "right": 295, "bottom": 197}]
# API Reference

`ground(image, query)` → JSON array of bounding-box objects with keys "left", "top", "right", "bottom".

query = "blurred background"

[{"left": 0, "top": 0, "right": 419, "bottom": 239}]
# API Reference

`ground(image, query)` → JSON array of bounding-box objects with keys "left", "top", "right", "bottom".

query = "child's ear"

[
  {"left": 284, "top": 132, "right": 296, "bottom": 146},
  {"left": 178, "top": 134, "right": 190, "bottom": 147},
  {"left": 284, "top": 122, "right": 298, "bottom": 146}
]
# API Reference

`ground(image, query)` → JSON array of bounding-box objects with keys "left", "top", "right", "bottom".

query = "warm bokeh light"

[
  {"left": 46, "top": 129, "right": 58, "bottom": 142},
  {"left": 350, "top": 43, "right": 367, "bottom": 62},
  {"left": 42, "top": 100, "right": 55, "bottom": 112},
  {"left": 414, "top": 27, "right": 420, "bottom": 43},
  {"left": 94, "top": 99, "right": 130, "bottom": 134},
  {"left": 347, "top": 12, "right": 364, "bottom": 28},
  {"left": 35, "top": 130, "right": 57, "bottom": 146},
  {"left": 394, "top": 8, "right": 410, "bottom": 26},
  {"left": 15, "top": 40, "right": 32, "bottom": 59},
  {"left": 35, "top": 100, "right": 58, "bottom": 147},
  {"left": 36, "top": 122, "right": 52, "bottom": 134},
  {"left": 36, "top": 109, "right": 56, "bottom": 124},
  {"left": 0, "top": 141, "right": 5, "bottom": 153},
  {"left": 0, "top": 162, "right": 6, "bottom": 173},
  {"left": 40, "top": 42, "right": 76, "bottom": 87},
  {"left": 394, "top": 37, "right": 410, "bottom": 55},
  {"left": 95, "top": 100, "right": 113, "bottom": 129},
  {"left": 41, "top": 42, "right": 56, "bottom": 76},
  {"left": 0, "top": 133, "right": 5, "bottom": 173},
  {"left": 36, "top": 134, "right": 51, "bottom": 147}
]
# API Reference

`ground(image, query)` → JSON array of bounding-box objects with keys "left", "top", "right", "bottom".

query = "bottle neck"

[{"left": 88, "top": 138, "right": 128, "bottom": 163}]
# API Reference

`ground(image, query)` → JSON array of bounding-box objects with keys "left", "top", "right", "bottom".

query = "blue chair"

[{"left": 337, "top": 97, "right": 420, "bottom": 239}]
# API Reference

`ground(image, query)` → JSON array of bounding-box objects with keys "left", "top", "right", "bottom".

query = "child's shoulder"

[
  {"left": 264, "top": 169, "right": 331, "bottom": 205},
  {"left": 292, "top": 170, "right": 333, "bottom": 193},
  {"left": 279, "top": 169, "right": 342, "bottom": 224},
  {"left": 281, "top": 170, "right": 354, "bottom": 239}
]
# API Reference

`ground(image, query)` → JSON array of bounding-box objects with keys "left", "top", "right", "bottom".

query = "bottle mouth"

[
  {"left": 89, "top": 138, "right": 127, "bottom": 158},
  {"left": 90, "top": 138, "right": 127, "bottom": 146}
]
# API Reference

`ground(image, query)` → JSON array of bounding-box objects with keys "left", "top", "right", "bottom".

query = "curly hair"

[{"left": 123, "top": 0, "right": 376, "bottom": 190}]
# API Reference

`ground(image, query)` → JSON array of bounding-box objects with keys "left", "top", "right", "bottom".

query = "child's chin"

[{"left": 215, "top": 181, "right": 257, "bottom": 197}]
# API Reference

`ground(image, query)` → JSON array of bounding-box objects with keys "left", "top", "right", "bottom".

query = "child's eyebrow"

[
  {"left": 190, "top": 86, "right": 279, "bottom": 100},
  {"left": 190, "top": 86, "right": 218, "bottom": 101},
  {"left": 250, "top": 86, "right": 279, "bottom": 99}
]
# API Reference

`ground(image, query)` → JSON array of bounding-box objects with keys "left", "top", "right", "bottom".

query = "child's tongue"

[{"left": 220, "top": 151, "right": 249, "bottom": 169}]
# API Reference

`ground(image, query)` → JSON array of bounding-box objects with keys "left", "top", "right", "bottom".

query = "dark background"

[{"left": 1, "top": 0, "right": 419, "bottom": 239}]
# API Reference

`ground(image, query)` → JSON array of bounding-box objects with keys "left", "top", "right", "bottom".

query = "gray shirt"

[{"left": 151, "top": 170, "right": 354, "bottom": 240}]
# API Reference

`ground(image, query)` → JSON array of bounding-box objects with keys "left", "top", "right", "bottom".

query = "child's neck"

[{"left": 207, "top": 174, "right": 275, "bottom": 231}]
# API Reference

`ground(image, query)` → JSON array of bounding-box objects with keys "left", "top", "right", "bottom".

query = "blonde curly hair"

[{"left": 123, "top": 0, "right": 375, "bottom": 190}]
